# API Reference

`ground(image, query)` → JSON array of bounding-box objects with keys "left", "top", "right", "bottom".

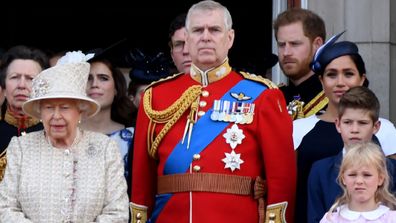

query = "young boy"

[{"left": 306, "top": 86, "right": 396, "bottom": 223}]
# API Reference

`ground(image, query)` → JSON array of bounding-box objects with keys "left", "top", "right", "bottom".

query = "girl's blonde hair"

[{"left": 327, "top": 142, "right": 396, "bottom": 218}]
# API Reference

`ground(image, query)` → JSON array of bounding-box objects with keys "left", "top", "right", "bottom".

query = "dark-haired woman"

[
  {"left": 0, "top": 45, "right": 49, "bottom": 181},
  {"left": 82, "top": 58, "right": 135, "bottom": 196}
]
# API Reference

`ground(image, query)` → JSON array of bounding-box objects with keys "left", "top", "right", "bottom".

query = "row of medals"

[
  {"left": 209, "top": 99, "right": 256, "bottom": 172},
  {"left": 210, "top": 100, "right": 255, "bottom": 124}
]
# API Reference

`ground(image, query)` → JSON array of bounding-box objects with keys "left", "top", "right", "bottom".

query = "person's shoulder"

[
  {"left": 125, "top": 126, "right": 135, "bottom": 135},
  {"left": 376, "top": 117, "right": 396, "bottom": 156},
  {"left": 385, "top": 157, "right": 396, "bottom": 168},
  {"left": 278, "top": 82, "right": 288, "bottom": 92},
  {"left": 379, "top": 117, "right": 396, "bottom": 129},
  {"left": 278, "top": 82, "right": 287, "bottom": 88},
  {"left": 84, "top": 131, "right": 113, "bottom": 146},
  {"left": 386, "top": 209, "right": 396, "bottom": 217},
  {"left": 85, "top": 130, "right": 110, "bottom": 139},
  {"left": 293, "top": 115, "right": 320, "bottom": 149},
  {"left": 312, "top": 153, "right": 339, "bottom": 169},
  {"left": 146, "top": 72, "right": 185, "bottom": 89},
  {"left": 84, "top": 131, "right": 119, "bottom": 149},
  {"left": 238, "top": 71, "right": 278, "bottom": 89},
  {"left": 108, "top": 127, "right": 134, "bottom": 141},
  {"left": 8, "top": 131, "right": 43, "bottom": 151},
  {"left": 319, "top": 212, "right": 336, "bottom": 223},
  {"left": 0, "top": 119, "right": 13, "bottom": 128},
  {"left": 293, "top": 114, "right": 319, "bottom": 126},
  {"left": 377, "top": 205, "right": 396, "bottom": 219},
  {"left": 19, "top": 130, "right": 43, "bottom": 140}
]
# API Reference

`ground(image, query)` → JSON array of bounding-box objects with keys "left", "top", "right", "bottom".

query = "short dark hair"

[
  {"left": 338, "top": 86, "right": 379, "bottom": 122},
  {"left": 274, "top": 8, "right": 326, "bottom": 42},
  {"left": 0, "top": 45, "right": 49, "bottom": 88},
  {"left": 349, "top": 54, "right": 366, "bottom": 77},
  {"left": 168, "top": 13, "right": 187, "bottom": 46}
]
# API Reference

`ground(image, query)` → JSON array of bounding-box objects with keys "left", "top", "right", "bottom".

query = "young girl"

[{"left": 320, "top": 142, "right": 396, "bottom": 222}]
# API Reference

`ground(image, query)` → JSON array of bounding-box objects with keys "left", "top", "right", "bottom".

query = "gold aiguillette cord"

[{"left": 181, "top": 97, "right": 200, "bottom": 149}]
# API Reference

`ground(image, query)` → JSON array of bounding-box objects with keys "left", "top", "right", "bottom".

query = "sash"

[
  {"left": 149, "top": 79, "right": 267, "bottom": 222},
  {"left": 303, "top": 90, "right": 328, "bottom": 117},
  {"left": 164, "top": 79, "right": 267, "bottom": 174}
]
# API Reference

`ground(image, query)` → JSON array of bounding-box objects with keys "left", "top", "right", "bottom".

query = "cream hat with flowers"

[{"left": 23, "top": 51, "right": 100, "bottom": 119}]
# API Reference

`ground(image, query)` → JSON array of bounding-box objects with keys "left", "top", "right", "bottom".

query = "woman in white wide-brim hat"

[{"left": 0, "top": 51, "right": 129, "bottom": 223}]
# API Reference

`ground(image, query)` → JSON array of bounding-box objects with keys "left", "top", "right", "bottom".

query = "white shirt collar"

[{"left": 339, "top": 204, "right": 390, "bottom": 220}]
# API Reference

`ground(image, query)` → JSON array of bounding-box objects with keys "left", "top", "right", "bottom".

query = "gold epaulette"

[
  {"left": 143, "top": 85, "right": 203, "bottom": 159},
  {"left": 265, "top": 202, "right": 288, "bottom": 223},
  {"left": 130, "top": 202, "right": 148, "bottom": 223},
  {"left": 4, "top": 110, "right": 40, "bottom": 128},
  {"left": 0, "top": 150, "right": 6, "bottom": 181},
  {"left": 144, "top": 72, "right": 184, "bottom": 91},
  {"left": 277, "top": 82, "right": 286, "bottom": 88},
  {"left": 239, "top": 71, "right": 278, "bottom": 89}
]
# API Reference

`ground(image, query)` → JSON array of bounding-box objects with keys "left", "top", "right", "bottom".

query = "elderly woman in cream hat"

[{"left": 0, "top": 51, "right": 129, "bottom": 222}]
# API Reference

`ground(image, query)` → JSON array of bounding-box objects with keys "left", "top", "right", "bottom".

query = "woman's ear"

[{"left": 360, "top": 74, "right": 366, "bottom": 86}]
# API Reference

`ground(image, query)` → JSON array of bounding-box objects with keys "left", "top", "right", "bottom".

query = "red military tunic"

[{"left": 131, "top": 61, "right": 296, "bottom": 223}]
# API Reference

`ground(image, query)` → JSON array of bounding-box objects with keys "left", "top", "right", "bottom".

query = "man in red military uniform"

[{"left": 130, "top": 1, "right": 296, "bottom": 222}]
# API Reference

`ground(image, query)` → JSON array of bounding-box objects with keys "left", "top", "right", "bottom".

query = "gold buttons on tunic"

[
  {"left": 136, "top": 213, "right": 142, "bottom": 219},
  {"left": 201, "top": 90, "right": 209, "bottom": 97},
  {"left": 199, "top": 101, "right": 207, "bottom": 107},
  {"left": 193, "top": 154, "right": 201, "bottom": 161},
  {"left": 198, "top": 111, "right": 205, "bottom": 117},
  {"left": 193, "top": 165, "right": 201, "bottom": 172}
]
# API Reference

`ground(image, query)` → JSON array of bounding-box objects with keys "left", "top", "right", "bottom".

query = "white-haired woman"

[{"left": 0, "top": 51, "right": 129, "bottom": 222}]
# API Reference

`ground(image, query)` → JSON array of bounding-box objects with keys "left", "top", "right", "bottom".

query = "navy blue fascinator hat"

[
  {"left": 127, "top": 48, "right": 171, "bottom": 84},
  {"left": 311, "top": 31, "right": 362, "bottom": 75}
]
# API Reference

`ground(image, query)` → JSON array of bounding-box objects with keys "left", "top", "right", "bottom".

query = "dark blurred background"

[{"left": 2, "top": 2, "right": 273, "bottom": 72}]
